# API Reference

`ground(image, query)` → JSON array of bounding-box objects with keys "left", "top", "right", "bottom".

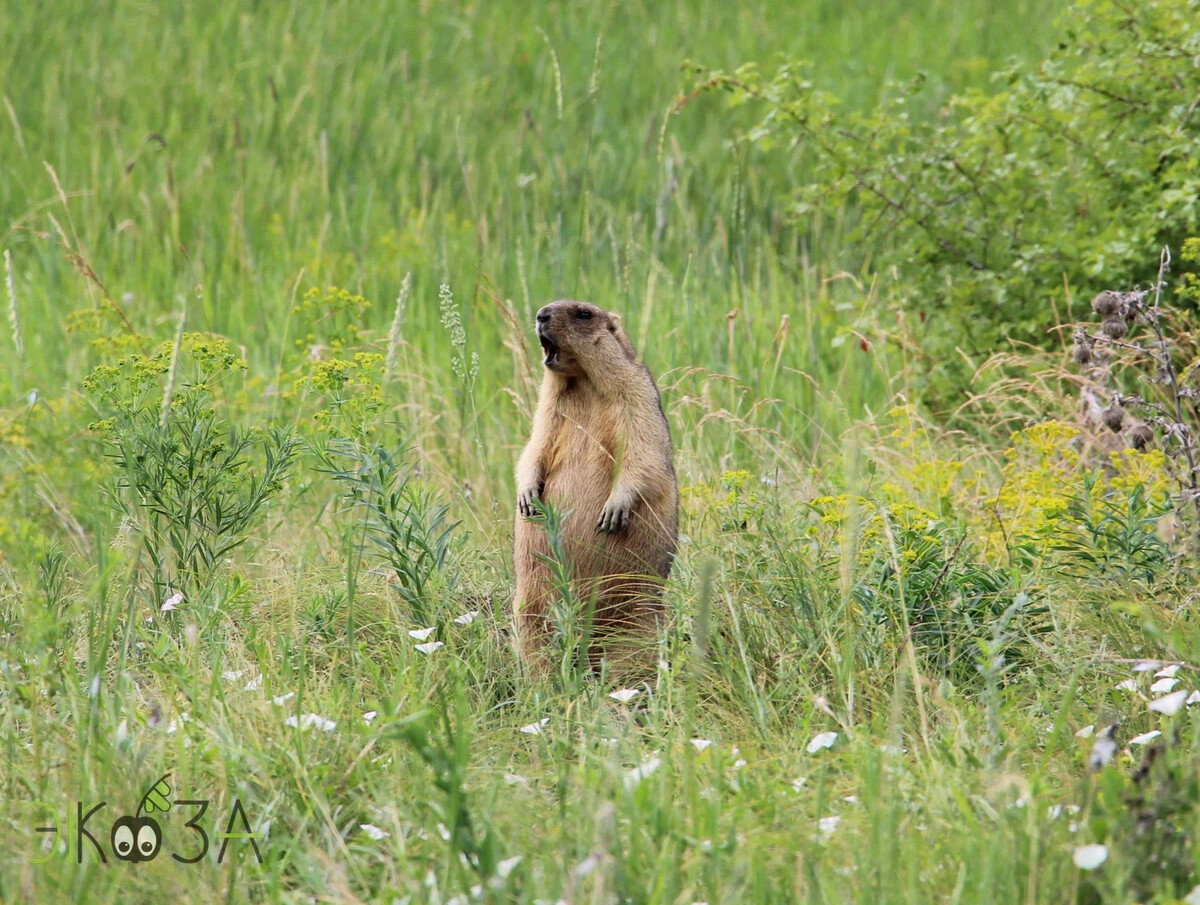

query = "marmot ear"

[{"left": 607, "top": 312, "right": 622, "bottom": 333}]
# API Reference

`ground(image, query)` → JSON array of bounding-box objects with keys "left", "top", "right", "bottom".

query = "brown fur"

[{"left": 512, "top": 300, "right": 679, "bottom": 672}]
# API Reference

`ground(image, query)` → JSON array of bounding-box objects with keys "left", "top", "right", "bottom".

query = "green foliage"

[
  {"left": 385, "top": 687, "right": 504, "bottom": 886},
  {"left": 319, "top": 440, "right": 459, "bottom": 628},
  {"left": 699, "top": 0, "right": 1200, "bottom": 389},
  {"left": 1087, "top": 727, "right": 1200, "bottom": 901},
  {"left": 83, "top": 334, "right": 299, "bottom": 594}
]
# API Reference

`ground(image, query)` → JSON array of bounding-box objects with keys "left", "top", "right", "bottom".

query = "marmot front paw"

[
  {"left": 596, "top": 490, "right": 634, "bottom": 533},
  {"left": 517, "top": 484, "right": 543, "bottom": 518}
]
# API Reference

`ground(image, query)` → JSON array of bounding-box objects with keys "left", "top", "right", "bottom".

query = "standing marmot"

[{"left": 513, "top": 300, "right": 678, "bottom": 672}]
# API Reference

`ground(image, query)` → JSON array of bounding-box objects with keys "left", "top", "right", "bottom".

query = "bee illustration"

[{"left": 110, "top": 774, "right": 171, "bottom": 864}]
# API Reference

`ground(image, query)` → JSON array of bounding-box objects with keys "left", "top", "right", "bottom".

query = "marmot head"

[{"left": 535, "top": 300, "right": 636, "bottom": 379}]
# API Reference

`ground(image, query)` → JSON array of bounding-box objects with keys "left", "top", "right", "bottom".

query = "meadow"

[{"left": 4, "top": 0, "right": 1200, "bottom": 902}]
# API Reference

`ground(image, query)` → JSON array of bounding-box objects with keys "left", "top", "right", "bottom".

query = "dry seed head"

[
  {"left": 1101, "top": 316, "right": 1128, "bottom": 339},
  {"left": 1091, "top": 291, "right": 1121, "bottom": 317},
  {"left": 1072, "top": 328, "right": 1092, "bottom": 365},
  {"left": 1102, "top": 398, "right": 1126, "bottom": 433},
  {"left": 1128, "top": 423, "right": 1153, "bottom": 450}
]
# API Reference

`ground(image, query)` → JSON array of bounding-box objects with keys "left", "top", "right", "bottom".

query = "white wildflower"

[
  {"left": 1150, "top": 677, "right": 1179, "bottom": 694},
  {"left": 496, "top": 855, "right": 522, "bottom": 878},
  {"left": 360, "top": 823, "right": 389, "bottom": 840},
  {"left": 624, "top": 756, "right": 661, "bottom": 789},
  {"left": 286, "top": 713, "right": 336, "bottom": 732},
  {"left": 408, "top": 627, "right": 436, "bottom": 641},
  {"left": 806, "top": 731, "right": 838, "bottom": 753},
  {"left": 519, "top": 718, "right": 549, "bottom": 735},
  {"left": 453, "top": 611, "right": 479, "bottom": 625},
  {"left": 1073, "top": 844, "right": 1108, "bottom": 870},
  {"left": 414, "top": 641, "right": 443, "bottom": 654},
  {"left": 161, "top": 592, "right": 183, "bottom": 612},
  {"left": 1129, "top": 729, "right": 1162, "bottom": 745},
  {"left": 608, "top": 688, "right": 640, "bottom": 704},
  {"left": 690, "top": 738, "right": 714, "bottom": 751},
  {"left": 1148, "top": 690, "right": 1188, "bottom": 716},
  {"left": 817, "top": 815, "right": 841, "bottom": 840}
]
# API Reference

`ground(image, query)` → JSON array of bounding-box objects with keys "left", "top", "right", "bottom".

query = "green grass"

[{"left": 9, "top": 1, "right": 1200, "bottom": 903}]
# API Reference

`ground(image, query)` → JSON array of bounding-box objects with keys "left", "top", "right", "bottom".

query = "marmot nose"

[{"left": 536, "top": 308, "right": 552, "bottom": 324}]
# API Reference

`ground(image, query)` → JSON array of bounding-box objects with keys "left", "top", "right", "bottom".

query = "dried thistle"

[
  {"left": 1092, "top": 290, "right": 1121, "bottom": 317},
  {"left": 1102, "top": 397, "right": 1126, "bottom": 432},
  {"left": 1129, "top": 423, "right": 1154, "bottom": 450},
  {"left": 1073, "top": 328, "right": 1093, "bottom": 365},
  {"left": 1101, "top": 316, "right": 1128, "bottom": 339}
]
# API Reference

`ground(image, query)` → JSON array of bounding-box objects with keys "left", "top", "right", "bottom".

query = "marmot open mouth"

[{"left": 538, "top": 332, "right": 561, "bottom": 367}]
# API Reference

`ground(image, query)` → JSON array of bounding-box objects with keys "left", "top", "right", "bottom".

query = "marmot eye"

[{"left": 576, "top": 309, "right": 593, "bottom": 319}]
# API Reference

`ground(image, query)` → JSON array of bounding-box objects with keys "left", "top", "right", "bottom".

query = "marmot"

[{"left": 513, "top": 300, "right": 678, "bottom": 672}]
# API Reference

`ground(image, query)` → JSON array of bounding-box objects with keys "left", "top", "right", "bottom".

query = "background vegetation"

[{"left": 3, "top": 0, "right": 1200, "bottom": 902}]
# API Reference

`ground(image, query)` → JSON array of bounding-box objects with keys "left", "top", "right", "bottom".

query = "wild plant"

[
  {"left": 1072, "top": 244, "right": 1200, "bottom": 556},
  {"left": 84, "top": 333, "right": 298, "bottom": 597},
  {"left": 317, "top": 439, "right": 458, "bottom": 629}
]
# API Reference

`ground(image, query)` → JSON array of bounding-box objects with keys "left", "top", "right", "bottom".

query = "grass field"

[{"left": 7, "top": 1, "right": 1200, "bottom": 903}]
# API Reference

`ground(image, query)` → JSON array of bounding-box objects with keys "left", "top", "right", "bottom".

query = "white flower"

[
  {"left": 1155, "top": 664, "right": 1181, "bottom": 678},
  {"left": 453, "top": 610, "right": 479, "bottom": 625},
  {"left": 1129, "top": 729, "right": 1162, "bottom": 745},
  {"left": 690, "top": 738, "right": 714, "bottom": 751},
  {"left": 1089, "top": 724, "right": 1120, "bottom": 771},
  {"left": 1115, "top": 678, "right": 1140, "bottom": 692},
  {"left": 519, "top": 718, "right": 549, "bottom": 735},
  {"left": 1150, "top": 677, "right": 1179, "bottom": 694},
  {"left": 1075, "top": 725, "right": 1095, "bottom": 739},
  {"left": 286, "top": 713, "right": 336, "bottom": 732},
  {"left": 1073, "top": 844, "right": 1108, "bottom": 870},
  {"left": 363, "top": 711, "right": 378, "bottom": 724},
  {"left": 609, "top": 688, "right": 640, "bottom": 703},
  {"left": 791, "top": 777, "right": 807, "bottom": 792},
  {"left": 408, "top": 627, "right": 436, "bottom": 641},
  {"left": 272, "top": 691, "right": 295, "bottom": 705},
  {"left": 1188, "top": 690, "right": 1200, "bottom": 705},
  {"left": 624, "top": 756, "right": 662, "bottom": 789},
  {"left": 1148, "top": 690, "right": 1188, "bottom": 716},
  {"left": 161, "top": 592, "right": 183, "bottom": 612},
  {"left": 1184, "top": 884, "right": 1200, "bottom": 905},
  {"left": 360, "top": 823, "right": 389, "bottom": 840},
  {"left": 817, "top": 815, "right": 841, "bottom": 840},
  {"left": 1132, "top": 660, "right": 1162, "bottom": 672},
  {"left": 165, "top": 713, "right": 190, "bottom": 733},
  {"left": 806, "top": 731, "right": 838, "bottom": 753},
  {"left": 414, "top": 641, "right": 443, "bottom": 654},
  {"left": 503, "top": 773, "right": 529, "bottom": 786},
  {"left": 222, "top": 669, "right": 245, "bottom": 681},
  {"left": 244, "top": 675, "right": 264, "bottom": 691},
  {"left": 496, "top": 855, "right": 523, "bottom": 878}
]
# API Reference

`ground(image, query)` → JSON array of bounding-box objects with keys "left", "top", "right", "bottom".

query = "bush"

[{"left": 696, "top": 0, "right": 1200, "bottom": 393}]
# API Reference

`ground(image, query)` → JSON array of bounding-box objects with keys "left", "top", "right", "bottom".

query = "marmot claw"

[
  {"left": 517, "top": 487, "right": 541, "bottom": 518},
  {"left": 596, "top": 497, "right": 632, "bottom": 534}
]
